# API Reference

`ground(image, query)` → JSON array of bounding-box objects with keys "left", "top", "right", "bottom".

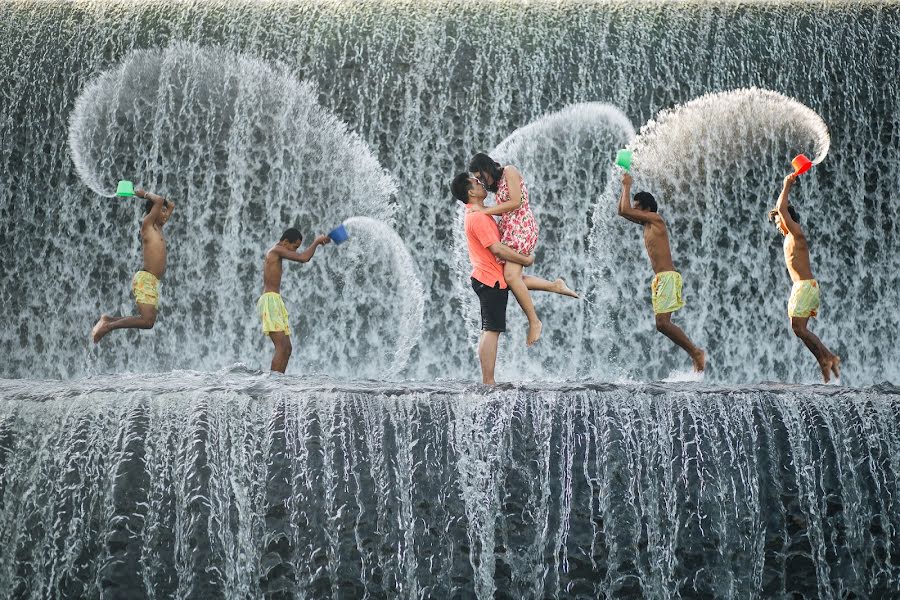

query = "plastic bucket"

[
  {"left": 116, "top": 180, "right": 135, "bottom": 197},
  {"left": 328, "top": 223, "right": 349, "bottom": 245},
  {"left": 791, "top": 154, "right": 813, "bottom": 176},
  {"left": 615, "top": 149, "right": 633, "bottom": 172}
]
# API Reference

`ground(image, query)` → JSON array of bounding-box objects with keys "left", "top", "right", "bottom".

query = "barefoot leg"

[
  {"left": 504, "top": 262, "right": 541, "bottom": 346},
  {"left": 791, "top": 317, "right": 836, "bottom": 383},
  {"left": 268, "top": 332, "right": 292, "bottom": 373},
  {"left": 522, "top": 275, "right": 579, "bottom": 298},
  {"left": 655, "top": 312, "right": 705, "bottom": 371},
  {"left": 478, "top": 330, "right": 500, "bottom": 385}
]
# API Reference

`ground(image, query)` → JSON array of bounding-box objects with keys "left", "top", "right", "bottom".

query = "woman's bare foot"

[
  {"left": 691, "top": 349, "right": 706, "bottom": 372},
  {"left": 553, "top": 278, "right": 579, "bottom": 298},
  {"left": 91, "top": 315, "right": 112, "bottom": 343},
  {"left": 527, "top": 319, "right": 543, "bottom": 346},
  {"left": 830, "top": 356, "right": 841, "bottom": 380}
]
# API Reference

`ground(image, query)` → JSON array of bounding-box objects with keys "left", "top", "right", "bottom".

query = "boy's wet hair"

[
  {"left": 450, "top": 172, "right": 473, "bottom": 204},
  {"left": 634, "top": 191, "right": 658, "bottom": 212},
  {"left": 467, "top": 153, "right": 503, "bottom": 193},
  {"left": 768, "top": 206, "right": 800, "bottom": 224},
  {"left": 281, "top": 228, "right": 303, "bottom": 243},
  {"left": 143, "top": 198, "right": 170, "bottom": 215}
]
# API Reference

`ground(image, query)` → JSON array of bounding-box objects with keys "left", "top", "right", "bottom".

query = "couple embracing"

[{"left": 452, "top": 153, "right": 577, "bottom": 384}]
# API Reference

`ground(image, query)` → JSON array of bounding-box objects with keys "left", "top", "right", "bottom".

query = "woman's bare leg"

[
  {"left": 522, "top": 275, "right": 578, "bottom": 298},
  {"left": 504, "top": 261, "right": 542, "bottom": 346}
]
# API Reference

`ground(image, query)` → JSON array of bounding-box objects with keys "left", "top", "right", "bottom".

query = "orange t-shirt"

[{"left": 465, "top": 207, "right": 507, "bottom": 289}]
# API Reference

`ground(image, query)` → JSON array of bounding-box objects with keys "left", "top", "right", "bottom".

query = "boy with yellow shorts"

[
  {"left": 258, "top": 228, "right": 330, "bottom": 373},
  {"left": 92, "top": 189, "right": 175, "bottom": 343}
]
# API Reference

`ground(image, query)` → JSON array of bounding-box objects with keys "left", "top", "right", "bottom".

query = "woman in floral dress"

[{"left": 468, "top": 153, "right": 576, "bottom": 346}]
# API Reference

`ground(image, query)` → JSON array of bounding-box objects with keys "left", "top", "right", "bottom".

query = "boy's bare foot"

[
  {"left": 526, "top": 319, "right": 543, "bottom": 346},
  {"left": 691, "top": 349, "right": 706, "bottom": 372},
  {"left": 819, "top": 358, "right": 832, "bottom": 383},
  {"left": 91, "top": 315, "right": 111, "bottom": 343},
  {"left": 554, "top": 278, "right": 579, "bottom": 298},
  {"left": 830, "top": 355, "right": 841, "bottom": 380}
]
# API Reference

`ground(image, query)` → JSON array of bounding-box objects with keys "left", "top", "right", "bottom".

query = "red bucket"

[{"left": 791, "top": 154, "right": 813, "bottom": 176}]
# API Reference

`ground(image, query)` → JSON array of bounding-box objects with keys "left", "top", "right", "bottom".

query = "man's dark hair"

[
  {"left": 467, "top": 153, "right": 503, "bottom": 192},
  {"left": 450, "top": 172, "right": 473, "bottom": 204},
  {"left": 634, "top": 191, "right": 658, "bottom": 213},
  {"left": 280, "top": 228, "right": 303, "bottom": 243}
]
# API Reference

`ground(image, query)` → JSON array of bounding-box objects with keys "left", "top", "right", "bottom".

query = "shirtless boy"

[
  {"left": 768, "top": 173, "right": 840, "bottom": 382},
  {"left": 92, "top": 189, "right": 175, "bottom": 343},
  {"left": 258, "top": 228, "right": 330, "bottom": 373},
  {"left": 617, "top": 172, "right": 705, "bottom": 372}
]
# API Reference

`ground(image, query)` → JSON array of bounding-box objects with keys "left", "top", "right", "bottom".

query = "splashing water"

[
  {"left": 323, "top": 216, "right": 425, "bottom": 379},
  {"left": 64, "top": 41, "right": 409, "bottom": 377},
  {"left": 1, "top": 2, "right": 898, "bottom": 384},
  {"left": 588, "top": 87, "right": 891, "bottom": 383}
]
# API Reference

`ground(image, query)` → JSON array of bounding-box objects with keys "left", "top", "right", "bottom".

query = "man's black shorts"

[{"left": 471, "top": 277, "right": 509, "bottom": 332}]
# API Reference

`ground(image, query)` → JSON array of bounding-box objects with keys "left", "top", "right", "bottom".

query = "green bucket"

[
  {"left": 116, "top": 180, "right": 135, "bottom": 197},
  {"left": 615, "top": 149, "right": 633, "bottom": 172}
]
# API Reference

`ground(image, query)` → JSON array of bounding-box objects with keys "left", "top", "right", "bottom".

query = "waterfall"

[
  {"left": 2, "top": 3, "right": 899, "bottom": 596},
  {"left": 1, "top": 373, "right": 899, "bottom": 598},
  {"left": 1, "top": 1, "right": 898, "bottom": 383}
]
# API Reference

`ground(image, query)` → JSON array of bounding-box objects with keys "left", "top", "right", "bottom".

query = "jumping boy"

[
  {"left": 92, "top": 188, "right": 175, "bottom": 343},
  {"left": 617, "top": 172, "right": 705, "bottom": 372},
  {"left": 258, "top": 228, "right": 330, "bottom": 373},
  {"left": 768, "top": 173, "right": 840, "bottom": 382}
]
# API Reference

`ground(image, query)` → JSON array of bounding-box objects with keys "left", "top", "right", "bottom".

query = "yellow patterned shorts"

[
  {"left": 788, "top": 279, "right": 820, "bottom": 318},
  {"left": 132, "top": 271, "right": 160, "bottom": 308},
  {"left": 257, "top": 292, "right": 291, "bottom": 336},
  {"left": 651, "top": 271, "right": 685, "bottom": 315}
]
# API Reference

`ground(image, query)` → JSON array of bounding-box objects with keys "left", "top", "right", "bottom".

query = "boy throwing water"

[
  {"left": 92, "top": 189, "right": 174, "bottom": 343},
  {"left": 617, "top": 172, "right": 705, "bottom": 372},
  {"left": 258, "top": 228, "right": 330, "bottom": 373},
  {"left": 768, "top": 173, "right": 840, "bottom": 382}
]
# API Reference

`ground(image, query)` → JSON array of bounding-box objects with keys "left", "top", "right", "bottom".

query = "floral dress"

[{"left": 496, "top": 169, "right": 539, "bottom": 257}]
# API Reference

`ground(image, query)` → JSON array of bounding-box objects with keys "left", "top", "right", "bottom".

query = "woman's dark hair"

[
  {"left": 281, "top": 228, "right": 303, "bottom": 243},
  {"left": 450, "top": 172, "right": 473, "bottom": 204},
  {"left": 634, "top": 191, "right": 658, "bottom": 213},
  {"left": 467, "top": 153, "right": 503, "bottom": 192}
]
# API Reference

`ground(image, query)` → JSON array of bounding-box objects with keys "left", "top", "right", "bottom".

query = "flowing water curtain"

[
  {"left": 589, "top": 88, "right": 855, "bottom": 382},
  {"left": 313, "top": 217, "right": 425, "bottom": 379},
  {"left": 68, "top": 42, "right": 409, "bottom": 376},
  {"left": 2, "top": 377, "right": 899, "bottom": 598}
]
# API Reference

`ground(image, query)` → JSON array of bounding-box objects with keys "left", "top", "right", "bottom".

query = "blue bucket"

[{"left": 328, "top": 223, "right": 350, "bottom": 245}]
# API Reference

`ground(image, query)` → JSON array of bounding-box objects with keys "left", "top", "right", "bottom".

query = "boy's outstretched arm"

[
  {"left": 775, "top": 174, "right": 803, "bottom": 235},
  {"left": 135, "top": 189, "right": 169, "bottom": 224},
  {"left": 277, "top": 234, "right": 331, "bottom": 263},
  {"left": 616, "top": 172, "right": 650, "bottom": 225}
]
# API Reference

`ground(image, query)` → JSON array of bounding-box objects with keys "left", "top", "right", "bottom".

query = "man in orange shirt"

[{"left": 451, "top": 172, "right": 577, "bottom": 384}]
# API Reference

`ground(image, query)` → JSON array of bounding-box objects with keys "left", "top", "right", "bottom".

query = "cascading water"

[
  {"left": 2, "top": 1, "right": 900, "bottom": 598},
  {"left": 1, "top": 374, "right": 899, "bottom": 599}
]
